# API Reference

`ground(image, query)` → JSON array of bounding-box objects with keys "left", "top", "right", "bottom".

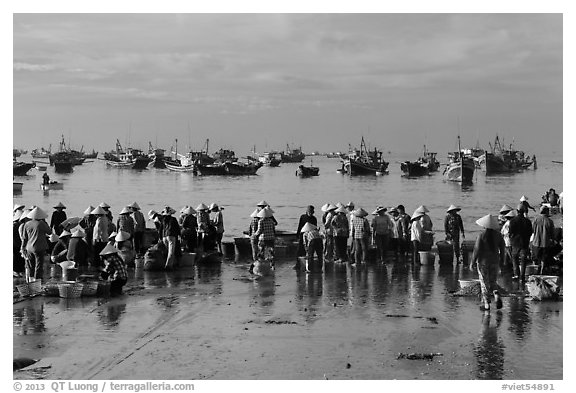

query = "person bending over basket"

[{"left": 99, "top": 244, "right": 128, "bottom": 296}]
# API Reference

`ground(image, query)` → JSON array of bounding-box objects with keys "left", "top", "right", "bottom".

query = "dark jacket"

[
  {"left": 67, "top": 237, "right": 90, "bottom": 266},
  {"left": 50, "top": 210, "right": 67, "bottom": 235},
  {"left": 162, "top": 216, "right": 181, "bottom": 238},
  {"left": 297, "top": 214, "right": 317, "bottom": 235},
  {"left": 508, "top": 214, "right": 533, "bottom": 249}
]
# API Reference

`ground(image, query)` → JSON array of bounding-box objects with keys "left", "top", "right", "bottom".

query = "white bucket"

[{"left": 418, "top": 251, "right": 435, "bottom": 265}]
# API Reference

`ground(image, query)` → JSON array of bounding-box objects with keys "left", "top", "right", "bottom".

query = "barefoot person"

[{"left": 470, "top": 214, "right": 506, "bottom": 311}]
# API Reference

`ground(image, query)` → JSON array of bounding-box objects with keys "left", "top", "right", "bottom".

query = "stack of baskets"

[
  {"left": 81, "top": 281, "right": 99, "bottom": 297},
  {"left": 57, "top": 282, "right": 84, "bottom": 299},
  {"left": 16, "top": 280, "right": 43, "bottom": 297}
]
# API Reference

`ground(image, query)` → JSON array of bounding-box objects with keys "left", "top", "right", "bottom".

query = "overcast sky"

[{"left": 13, "top": 13, "right": 562, "bottom": 156}]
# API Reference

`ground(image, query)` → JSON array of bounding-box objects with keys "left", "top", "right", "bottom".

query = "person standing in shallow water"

[
  {"left": 444, "top": 205, "right": 465, "bottom": 263},
  {"left": 50, "top": 202, "right": 67, "bottom": 236},
  {"left": 331, "top": 206, "right": 349, "bottom": 262},
  {"left": 350, "top": 207, "right": 370, "bottom": 264},
  {"left": 296, "top": 205, "right": 317, "bottom": 269},
  {"left": 471, "top": 214, "right": 505, "bottom": 311},
  {"left": 508, "top": 204, "right": 533, "bottom": 282}
]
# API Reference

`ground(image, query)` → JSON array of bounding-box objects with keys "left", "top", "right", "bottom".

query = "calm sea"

[{"left": 13, "top": 153, "right": 563, "bottom": 238}]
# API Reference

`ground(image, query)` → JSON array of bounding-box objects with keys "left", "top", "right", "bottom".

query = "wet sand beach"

[{"left": 13, "top": 257, "right": 562, "bottom": 380}]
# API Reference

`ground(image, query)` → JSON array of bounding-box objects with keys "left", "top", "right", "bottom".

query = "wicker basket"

[
  {"left": 42, "top": 281, "right": 61, "bottom": 297},
  {"left": 82, "top": 281, "right": 99, "bottom": 297},
  {"left": 16, "top": 280, "right": 43, "bottom": 297},
  {"left": 58, "top": 282, "right": 84, "bottom": 298}
]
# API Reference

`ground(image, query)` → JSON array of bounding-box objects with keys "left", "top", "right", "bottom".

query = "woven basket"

[
  {"left": 82, "top": 281, "right": 99, "bottom": 297},
  {"left": 16, "top": 283, "right": 32, "bottom": 297},
  {"left": 42, "top": 282, "right": 60, "bottom": 297},
  {"left": 58, "top": 282, "right": 84, "bottom": 298},
  {"left": 16, "top": 280, "right": 43, "bottom": 297}
]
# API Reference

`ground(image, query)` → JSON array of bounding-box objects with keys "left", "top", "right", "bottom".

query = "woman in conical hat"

[
  {"left": 99, "top": 243, "right": 128, "bottom": 296},
  {"left": 115, "top": 230, "right": 135, "bottom": 267},
  {"left": 50, "top": 229, "right": 71, "bottom": 264},
  {"left": 49, "top": 202, "right": 67, "bottom": 236},
  {"left": 445, "top": 204, "right": 465, "bottom": 263},
  {"left": 471, "top": 214, "right": 506, "bottom": 311},
  {"left": 331, "top": 205, "right": 349, "bottom": 262},
  {"left": 20, "top": 207, "right": 52, "bottom": 282},
  {"left": 67, "top": 227, "right": 90, "bottom": 272}
]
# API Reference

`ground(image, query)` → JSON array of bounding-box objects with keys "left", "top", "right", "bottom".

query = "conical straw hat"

[
  {"left": 181, "top": 206, "right": 195, "bottom": 215},
  {"left": 148, "top": 210, "right": 158, "bottom": 220},
  {"left": 415, "top": 205, "right": 430, "bottom": 214},
  {"left": 196, "top": 203, "right": 209, "bottom": 211},
  {"left": 256, "top": 200, "right": 269, "bottom": 207},
  {"left": 83, "top": 205, "right": 95, "bottom": 216},
  {"left": 250, "top": 209, "right": 260, "bottom": 218},
  {"left": 59, "top": 230, "right": 72, "bottom": 238},
  {"left": 353, "top": 208, "right": 368, "bottom": 217},
  {"left": 335, "top": 206, "right": 347, "bottom": 214},
  {"left": 28, "top": 207, "right": 48, "bottom": 220},
  {"left": 371, "top": 206, "right": 386, "bottom": 215},
  {"left": 499, "top": 204, "right": 513, "bottom": 214},
  {"left": 504, "top": 210, "right": 517, "bottom": 218},
  {"left": 99, "top": 202, "right": 110, "bottom": 208},
  {"left": 520, "top": 195, "right": 528, "bottom": 202},
  {"left": 119, "top": 207, "right": 132, "bottom": 215},
  {"left": 99, "top": 243, "right": 120, "bottom": 256},
  {"left": 71, "top": 228, "right": 86, "bottom": 238},
  {"left": 128, "top": 201, "right": 141, "bottom": 210},
  {"left": 13, "top": 210, "right": 23, "bottom": 221},
  {"left": 475, "top": 214, "right": 500, "bottom": 230},
  {"left": 321, "top": 203, "right": 331, "bottom": 212},
  {"left": 13, "top": 203, "right": 25, "bottom": 212},
  {"left": 91, "top": 206, "right": 107, "bottom": 215},
  {"left": 411, "top": 211, "right": 424, "bottom": 221},
  {"left": 257, "top": 207, "right": 273, "bottom": 218},
  {"left": 446, "top": 204, "right": 461, "bottom": 212},
  {"left": 301, "top": 222, "right": 317, "bottom": 232},
  {"left": 115, "top": 231, "right": 130, "bottom": 242},
  {"left": 53, "top": 202, "right": 66, "bottom": 209},
  {"left": 162, "top": 206, "right": 176, "bottom": 215}
]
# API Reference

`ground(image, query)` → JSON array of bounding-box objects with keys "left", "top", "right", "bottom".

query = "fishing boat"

[
  {"left": 480, "top": 135, "right": 533, "bottom": 175},
  {"left": 31, "top": 146, "right": 51, "bottom": 159},
  {"left": 341, "top": 137, "right": 389, "bottom": 176},
  {"left": 13, "top": 182, "right": 23, "bottom": 193},
  {"left": 212, "top": 148, "right": 238, "bottom": 163},
  {"left": 40, "top": 181, "right": 64, "bottom": 191},
  {"left": 224, "top": 161, "right": 263, "bottom": 175},
  {"left": 460, "top": 141, "right": 484, "bottom": 168},
  {"left": 104, "top": 139, "right": 151, "bottom": 169},
  {"left": 418, "top": 146, "right": 440, "bottom": 172},
  {"left": 84, "top": 149, "right": 98, "bottom": 159},
  {"left": 186, "top": 139, "right": 215, "bottom": 165},
  {"left": 296, "top": 164, "right": 319, "bottom": 177},
  {"left": 326, "top": 152, "right": 346, "bottom": 159},
  {"left": 258, "top": 151, "right": 281, "bottom": 167},
  {"left": 195, "top": 163, "right": 228, "bottom": 176},
  {"left": 13, "top": 161, "right": 35, "bottom": 176},
  {"left": 52, "top": 151, "right": 74, "bottom": 173},
  {"left": 164, "top": 152, "right": 196, "bottom": 173},
  {"left": 280, "top": 144, "right": 305, "bottom": 163},
  {"left": 443, "top": 136, "right": 475, "bottom": 184},
  {"left": 400, "top": 161, "right": 430, "bottom": 177}
]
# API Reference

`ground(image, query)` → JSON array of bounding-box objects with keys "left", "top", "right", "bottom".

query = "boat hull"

[
  {"left": 401, "top": 162, "right": 429, "bottom": 177},
  {"left": 165, "top": 162, "right": 196, "bottom": 173},
  {"left": 296, "top": 166, "right": 319, "bottom": 177},
  {"left": 196, "top": 164, "right": 228, "bottom": 176},
  {"left": 444, "top": 158, "right": 475, "bottom": 184},
  {"left": 40, "top": 182, "right": 64, "bottom": 190},
  {"left": 13, "top": 162, "right": 35, "bottom": 176},
  {"left": 54, "top": 161, "right": 73, "bottom": 173},
  {"left": 224, "top": 162, "right": 262, "bottom": 175},
  {"left": 345, "top": 160, "right": 389, "bottom": 176},
  {"left": 13, "top": 182, "right": 23, "bottom": 192},
  {"left": 280, "top": 154, "right": 305, "bottom": 163}
]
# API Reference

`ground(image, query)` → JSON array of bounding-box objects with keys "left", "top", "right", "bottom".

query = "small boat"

[
  {"left": 13, "top": 161, "right": 35, "bottom": 176},
  {"left": 258, "top": 151, "right": 281, "bottom": 167},
  {"left": 31, "top": 146, "right": 51, "bottom": 159},
  {"left": 400, "top": 161, "right": 430, "bottom": 177},
  {"left": 280, "top": 144, "right": 306, "bottom": 163},
  {"left": 443, "top": 137, "right": 475, "bottom": 184},
  {"left": 223, "top": 161, "right": 262, "bottom": 175},
  {"left": 164, "top": 154, "right": 196, "bottom": 173},
  {"left": 84, "top": 149, "right": 98, "bottom": 159},
  {"left": 35, "top": 165, "right": 47, "bottom": 171},
  {"left": 13, "top": 182, "right": 23, "bottom": 193},
  {"left": 40, "top": 181, "right": 64, "bottom": 190},
  {"left": 418, "top": 146, "right": 440, "bottom": 172},
  {"left": 341, "top": 137, "right": 389, "bottom": 175},
  {"left": 296, "top": 164, "right": 319, "bottom": 177}
]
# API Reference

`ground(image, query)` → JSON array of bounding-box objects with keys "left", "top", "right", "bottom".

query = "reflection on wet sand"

[{"left": 474, "top": 311, "right": 505, "bottom": 380}]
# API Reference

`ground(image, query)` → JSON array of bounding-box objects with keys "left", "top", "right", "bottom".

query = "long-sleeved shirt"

[
  {"left": 50, "top": 210, "right": 67, "bottom": 234},
  {"left": 296, "top": 214, "right": 317, "bottom": 235},
  {"left": 51, "top": 239, "right": 69, "bottom": 259},
  {"left": 304, "top": 229, "right": 323, "bottom": 248},
  {"left": 67, "top": 237, "right": 90, "bottom": 265},
  {"left": 211, "top": 211, "right": 225, "bottom": 234},
  {"left": 197, "top": 211, "right": 210, "bottom": 233},
  {"left": 350, "top": 216, "right": 370, "bottom": 239},
  {"left": 371, "top": 214, "right": 393, "bottom": 236},
  {"left": 132, "top": 210, "right": 146, "bottom": 232},
  {"left": 410, "top": 219, "right": 423, "bottom": 242},
  {"left": 531, "top": 214, "right": 555, "bottom": 248},
  {"left": 162, "top": 216, "right": 181, "bottom": 238},
  {"left": 444, "top": 213, "right": 464, "bottom": 238},
  {"left": 249, "top": 217, "right": 260, "bottom": 237},
  {"left": 501, "top": 220, "right": 512, "bottom": 247},
  {"left": 117, "top": 215, "right": 135, "bottom": 237},
  {"left": 324, "top": 212, "right": 335, "bottom": 236},
  {"left": 21, "top": 219, "right": 51, "bottom": 253},
  {"left": 93, "top": 216, "right": 110, "bottom": 243},
  {"left": 472, "top": 229, "right": 506, "bottom": 267},
  {"left": 331, "top": 213, "right": 349, "bottom": 237},
  {"left": 103, "top": 254, "right": 128, "bottom": 281},
  {"left": 508, "top": 214, "right": 533, "bottom": 249},
  {"left": 397, "top": 213, "right": 410, "bottom": 240},
  {"left": 255, "top": 217, "right": 276, "bottom": 241}
]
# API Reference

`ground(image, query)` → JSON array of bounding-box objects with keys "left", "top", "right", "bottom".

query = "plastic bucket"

[
  {"left": 418, "top": 251, "right": 435, "bottom": 266},
  {"left": 222, "top": 241, "right": 235, "bottom": 259},
  {"left": 62, "top": 267, "right": 78, "bottom": 282},
  {"left": 436, "top": 241, "right": 454, "bottom": 264},
  {"left": 234, "top": 237, "right": 252, "bottom": 259}
]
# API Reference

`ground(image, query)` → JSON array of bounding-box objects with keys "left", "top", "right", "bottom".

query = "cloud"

[{"left": 13, "top": 62, "right": 55, "bottom": 72}]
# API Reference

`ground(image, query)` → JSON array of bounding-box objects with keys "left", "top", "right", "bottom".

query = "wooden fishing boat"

[
  {"left": 40, "top": 181, "right": 64, "bottom": 190},
  {"left": 296, "top": 164, "right": 319, "bottom": 177},
  {"left": 258, "top": 151, "right": 281, "bottom": 167},
  {"left": 31, "top": 146, "right": 51, "bottom": 159},
  {"left": 13, "top": 161, "right": 35, "bottom": 176},
  {"left": 342, "top": 137, "right": 389, "bottom": 175},
  {"left": 13, "top": 182, "right": 23, "bottom": 192},
  {"left": 418, "top": 146, "right": 440, "bottom": 172},
  {"left": 84, "top": 149, "right": 98, "bottom": 159},
  {"left": 212, "top": 148, "right": 238, "bottom": 163},
  {"left": 195, "top": 163, "right": 228, "bottom": 176},
  {"left": 52, "top": 152, "right": 74, "bottom": 173},
  {"left": 443, "top": 137, "right": 475, "bottom": 184},
  {"left": 401, "top": 161, "right": 430, "bottom": 177},
  {"left": 104, "top": 139, "right": 151, "bottom": 169},
  {"left": 280, "top": 144, "right": 305, "bottom": 163},
  {"left": 224, "top": 161, "right": 262, "bottom": 175},
  {"left": 481, "top": 135, "right": 533, "bottom": 175}
]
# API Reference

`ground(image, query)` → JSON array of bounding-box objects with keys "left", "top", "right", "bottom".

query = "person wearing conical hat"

[
  {"left": 519, "top": 195, "right": 536, "bottom": 214},
  {"left": 498, "top": 204, "right": 513, "bottom": 225},
  {"left": 160, "top": 206, "right": 181, "bottom": 270},
  {"left": 500, "top": 210, "right": 516, "bottom": 271},
  {"left": 50, "top": 229, "right": 72, "bottom": 264},
  {"left": 91, "top": 205, "right": 111, "bottom": 268},
  {"left": 395, "top": 205, "right": 410, "bottom": 258},
  {"left": 115, "top": 230, "right": 136, "bottom": 267},
  {"left": 471, "top": 214, "right": 506, "bottom": 311},
  {"left": 67, "top": 228, "right": 90, "bottom": 272},
  {"left": 410, "top": 210, "right": 425, "bottom": 263},
  {"left": 388, "top": 207, "right": 401, "bottom": 258},
  {"left": 323, "top": 204, "right": 338, "bottom": 263},
  {"left": 116, "top": 206, "right": 135, "bottom": 241},
  {"left": 99, "top": 244, "right": 128, "bottom": 296},
  {"left": 195, "top": 203, "right": 210, "bottom": 253},
  {"left": 248, "top": 209, "right": 261, "bottom": 265},
  {"left": 531, "top": 205, "right": 555, "bottom": 275},
  {"left": 444, "top": 205, "right": 465, "bottom": 263},
  {"left": 371, "top": 206, "right": 393, "bottom": 263},
  {"left": 350, "top": 207, "right": 370, "bottom": 264},
  {"left": 49, "top": 202, "right": 67, "bottom": 236},
  {"left": 331, "top": 206, "right": 349, "bottom": 262},
  {"left": 253, "top": 207, "right": 276, "bottom": 265},
  {"left": 209, "top": 203, "right": 225, "bottom": 253},
  {"left": 129, "top": 202, "right": 146, "bottom": 256},
  {"left": 302, "top": 222, "right": 323, "bottom": 272},
  {"left": 20, "top": 207, "right": 52, "bottom": 282},
  {"left": 295, "top": 205, "right": 317, "bottom": 268},
  {"left": 13, "top": 208, "right": 26, "bottom": 277},
  {"left": 414, "top": 205, "right": 433, "bottom": 250},
  {"left": 99, "top": 202, "right": 114, "bottom": 223},
  {"left": 179, "top": 206, "right": 198, "bottom": 253},
  {"left": 256, "top": 200, "right": 278, "bottom": 226},
  {"left": 508, "top": 203, "right": 533, "bottom": 282}
]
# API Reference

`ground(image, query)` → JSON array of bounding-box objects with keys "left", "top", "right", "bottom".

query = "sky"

[{"left": 13, "top": 13, "right": 563, "bottom": 156}]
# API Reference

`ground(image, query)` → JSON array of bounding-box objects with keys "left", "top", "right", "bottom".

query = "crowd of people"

[{"left": 13, "top": 192, "right": 562, "bottom": 307}]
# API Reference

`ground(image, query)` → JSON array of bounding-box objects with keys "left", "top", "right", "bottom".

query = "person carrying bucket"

[{"left": 470, "top": 214, "right": 505, "bottom": 312}]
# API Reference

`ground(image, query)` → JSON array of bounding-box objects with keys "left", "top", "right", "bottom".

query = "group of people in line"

[
  {"left": 12, "top": 200, "right": 226, "bottom": 295},
  {"left": 13, "top": 191, "right": 561, "bottom": 307}
]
